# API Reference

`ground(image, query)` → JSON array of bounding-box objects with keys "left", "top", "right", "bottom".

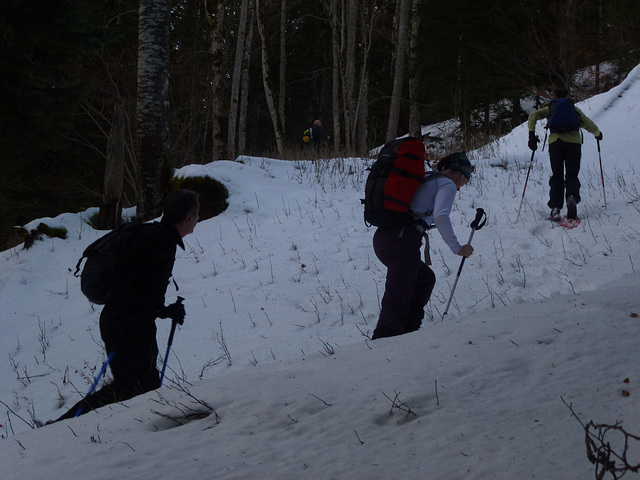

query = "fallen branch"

[
  {"left": 382, "top": 390, "right": 417, "bottom": 418},
  {"left": 562, "top": 396, "right": 640, "bottom": 479}
]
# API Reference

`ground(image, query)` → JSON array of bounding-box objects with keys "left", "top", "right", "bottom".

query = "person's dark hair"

[
  {"left": 554, "top": 87, "right": 569, "bottom": 98},
  {"left": 162, "top": 189, "right": 199, "bottom": 224},
  {"left": 436, "top": 151, "right": 474, "bottom": 180}
]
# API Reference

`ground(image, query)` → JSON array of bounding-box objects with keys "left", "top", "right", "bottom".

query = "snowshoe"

[
  {"left": 548, "top": 208, "right": 562, "bottom": 222},
  {"left": 559, "top": 216, "right": 581, "bottom": 229}
]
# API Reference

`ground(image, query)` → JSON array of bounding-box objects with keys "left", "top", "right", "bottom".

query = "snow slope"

[{"left": 1, "top": 63, "right": 639, "bottom": 479}]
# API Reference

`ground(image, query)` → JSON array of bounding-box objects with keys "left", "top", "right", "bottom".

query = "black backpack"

[
  {"left": 362, "top": 137, "right": 444, "bottom": 228},
  {"left": 547, "top": 98, "right": 580, "bottom": 133},
  {"left": 74, "top": 219, "right": 152, "bottom": 304}
]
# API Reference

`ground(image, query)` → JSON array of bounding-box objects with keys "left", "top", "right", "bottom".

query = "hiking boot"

[
  {"left": 549, "top": 208, "right": 562, "bottom": 222},
  {"left": 566, "top": 195, "right": 577, "bottom": 220}
]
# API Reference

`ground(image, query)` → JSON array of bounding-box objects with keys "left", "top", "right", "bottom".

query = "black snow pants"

[
  {"left": 548, "top": 139, "right": 582, "bottom": 209},
  {"left": 54, "top": 306, "right": 160, "bottom": 421},
  {"left": 372, "top": 226, "right": 436, "bottom": 339}
]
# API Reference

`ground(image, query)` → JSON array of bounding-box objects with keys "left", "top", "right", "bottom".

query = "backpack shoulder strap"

[
  {"left": 74, "top": 219, "right": 146, "bottom": 276},
  {"left": 421, "top": 170, "right": 448, "bottom": 183}
]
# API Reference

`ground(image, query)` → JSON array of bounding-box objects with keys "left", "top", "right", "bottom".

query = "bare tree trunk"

[
  {"left": 99, "top": 103, "right": 126, "bottom": 229},
  {"left": 408, "top": 0, "right": 422, "bottom": 138},
  {"left": 386, "top": 0, "right": 411, "bottom": 142},
  {"left": 238, "top": 3, "right": 255, "bottom": 155},
  {"left": 227, "top": 0, "right": 250, "bottom": 161},
  {"left": 329, "top": 0, "right": 342, "bottom": 154},
  {"left": 255, "top": 0, "right": 284, "bottom": 156},
  {"left": 205, "top": 0, "right": 226, "bottom": 160},
  {"left": 136, "top": 0, "right": 170, "bottom": 221},
  {"left": 354, "top": 2, "right": 377, "bottom": 154},
  {"left": 357, "top": 73, "right": 368, "bottom": 154},
  {"left": 331, "top": 30, "right": 342, "bottom": 153},
  {"left": 343, "top": 0, "right": 357, "bottom": 153},
  {"left": 596, "top": 0, "right": 603, "bottom": 92},
  {"left": 326, "top": 0, "right": 378, "bottom": 154},
  {"left": 279, "top": 0, "right": 287, "bottom": 136}
]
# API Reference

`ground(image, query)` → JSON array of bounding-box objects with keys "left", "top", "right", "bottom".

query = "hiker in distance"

[
  {"left": 311, "top": 119, "right": 330, "bottom": 147},
  {"left": 372, "top": 152, "right": 474, "bottom": 340},
  {"left": 528, "top": 87, "right": 602, "bottom": 221},
  {"left": 54, "top": 189, "right": 199, "bottom": 421}
]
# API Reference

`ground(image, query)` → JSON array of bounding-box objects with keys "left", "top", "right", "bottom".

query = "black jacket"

[
  {"left": 106, "top": 220, "right": 184, "bottom": 322},
  {"left": 311, "top": 124, "right": 328, "bottom": 144}
]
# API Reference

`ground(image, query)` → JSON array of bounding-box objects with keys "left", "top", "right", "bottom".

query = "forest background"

[{"left": 1, "top": 0, "right": 640, "bottom": 249}]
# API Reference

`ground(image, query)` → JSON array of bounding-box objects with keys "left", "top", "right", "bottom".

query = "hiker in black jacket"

[
  {"left": 54, "top": 189, "right": 199, "bottom": 421},
  {"left": 311, "top": 119, "right": 329, "bottom": 146}
]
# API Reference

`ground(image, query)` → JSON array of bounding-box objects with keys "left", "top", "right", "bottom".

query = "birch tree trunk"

[
  {"left": 136, "top": 0, "right": 170, "bottom": 221},
  {"left": 205, "top": 0, "right": 226, "bottom": 160},
  {"left": 343, "top": 0, "right": 358, "bottom": 153},
  {"left": 256, "top": 0, "right": 284, "bottom": 156},
  {"left": 238, "top": 3, "right": 255, "bottom": 155},
  {"left": 386, "top": 0, "right": 411, "bottom": 142},
  {"left": 357, "top": 73, "right": 368, "bottom": 154},
  {"left": 227, "top": 0, "right": 250, "bottom": 161},
  {"left": 329, "top": 0, "right": 342, "bottom": 153},
  {"left": 408, "top": 0, "right": 422, "bottom": 138},
  {"left": 279, "top": 0, "right": 287, "bottom": 136}
]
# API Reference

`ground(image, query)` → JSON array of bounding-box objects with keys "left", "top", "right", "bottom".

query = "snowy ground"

[{"left": 1, "top": 63, "right": 640, "bottom": 479}]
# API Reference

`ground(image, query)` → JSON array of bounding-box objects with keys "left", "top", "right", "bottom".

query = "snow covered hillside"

[{"left": 1, "top": 63, "right": 639, "bottom": 479}]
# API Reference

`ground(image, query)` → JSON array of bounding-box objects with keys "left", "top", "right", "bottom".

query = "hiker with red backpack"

[
  {"left": 363, "top": 142, "right": 475, "bottom": 340},
  {"left": 528, "top": 87, "right": 602, "bottom": 222}
]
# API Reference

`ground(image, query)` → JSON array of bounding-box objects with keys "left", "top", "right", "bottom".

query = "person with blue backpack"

[{"left": 528, "top": 87, "right": 602, "bottom": 221}]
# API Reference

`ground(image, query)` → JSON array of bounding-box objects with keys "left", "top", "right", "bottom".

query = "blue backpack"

[{"left": 547, "top": 98, "right": 580, "bottom": 133}]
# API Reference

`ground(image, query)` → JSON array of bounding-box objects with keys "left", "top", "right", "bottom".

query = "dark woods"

[{"left": 1, "top": 0, "right": 639, "bottom": 248}]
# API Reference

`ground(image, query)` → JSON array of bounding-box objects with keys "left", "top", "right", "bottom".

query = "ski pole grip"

[
  {"left": 470, "top": 208, "right": 487, "bottom": 231},
  {"left": 166, "top": 296, "right": 184, "bottom": 347}
]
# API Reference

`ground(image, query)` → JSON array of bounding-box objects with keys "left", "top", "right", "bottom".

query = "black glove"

[
  {"left": 595, "top": 132, "right": 603, "bottom": 141},
  {"left": 159, "top": 301, "right": 186, "bottom": 325},
  {"left": 528, "top": 131, "right": 539, "bottom": 151}
]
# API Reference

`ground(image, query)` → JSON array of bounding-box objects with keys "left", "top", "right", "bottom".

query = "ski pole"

[
  {"left": 443, "top": 208, "right": 486, "bottom": 319},
  {"left": 597, "top": 139, "right": 606, "bottom": 208},
  {"left": 74, "top": 351, "right": 115, "bottom": 417},
  {"left": 160, "top": 296, "right": 184, "bottom": 387},
  {"left": 516, "top": 147, "right": 536, "bottom": 223}
]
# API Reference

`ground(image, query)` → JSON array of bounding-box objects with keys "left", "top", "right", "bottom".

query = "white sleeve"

[
  {"left": 410, "top": 176, "right": 463, "bottom": 254},
  {"left": 433, "top": 182, "right": 463, "bottom": 254}
]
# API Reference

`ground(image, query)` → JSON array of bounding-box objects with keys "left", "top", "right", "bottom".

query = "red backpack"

[{"left": 362, "top": 137, "right": 427, "bottom": 228}]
